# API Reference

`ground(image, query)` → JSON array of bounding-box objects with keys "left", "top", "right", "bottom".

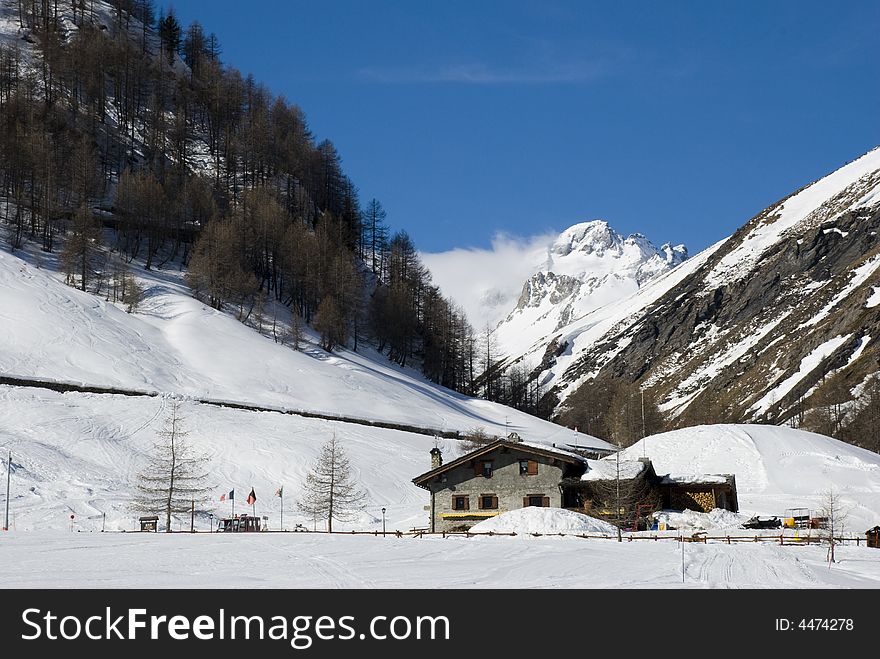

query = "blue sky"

[{"left": 165, "top": 1, "right": 879, "bottom": 254}]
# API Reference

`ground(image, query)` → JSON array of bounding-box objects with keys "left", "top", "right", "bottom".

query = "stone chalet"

[{"left": 412, "top": 437, "right": 738, "bottom": 533}]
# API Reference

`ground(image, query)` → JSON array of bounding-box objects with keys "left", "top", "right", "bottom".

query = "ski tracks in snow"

[{"left": 685, "top": 543, "right": 821, "bottom": 588}]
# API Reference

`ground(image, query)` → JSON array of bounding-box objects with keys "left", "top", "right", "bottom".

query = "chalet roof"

[{"left": 412, "top": 439, "right": 587, "bottom": 488}]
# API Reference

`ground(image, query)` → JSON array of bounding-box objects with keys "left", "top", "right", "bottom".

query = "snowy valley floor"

[{"left": 2, "top": 532, "right": 879, "bottom": 589}]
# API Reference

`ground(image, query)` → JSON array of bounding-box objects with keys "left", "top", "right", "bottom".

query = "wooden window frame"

[
  {"left": 478, "top": 494, "right": 499, "bottom": 510},
  {"left": 452, "top": 495, "right": 470, "bottom": 511},
  {"left": 519, "top": 459, "right": 538, "bottom": 475},
  {"left": 524, "top": 494, "right": 550, "bottom": 508}
]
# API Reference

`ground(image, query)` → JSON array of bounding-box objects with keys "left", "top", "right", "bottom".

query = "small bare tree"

[
  {"left": 287, "top": 306, "right": 304, "bottom": 350},
  {"left": 124, "top": 272, "right": 146, "bottom": 313},
  {"left": 819, "top": 486, "right": 849, "bottom": 565},
  {"left": 459, "top": 426, "right": 496, "bottom": 454},
  {"left": 297, "top": 433, "right": 368, "bottom": 532},
  {"left": 132, "top": 401, "right": 213, "bottom": 532}
]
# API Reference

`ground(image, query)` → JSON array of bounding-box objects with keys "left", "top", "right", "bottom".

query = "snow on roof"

[
  {"left": 580, "top": 458, "right": 648, "bottom": 481},
  {"left": 511, "top": 439, "right": 594, "bottom": 463},
  {"left": 660, "top": 474, "right": 732, "bottom": 485}
]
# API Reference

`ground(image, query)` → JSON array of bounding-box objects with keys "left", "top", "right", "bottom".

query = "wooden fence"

[{"left": 147, "top": 527, "right": 872, "bottom": 547}]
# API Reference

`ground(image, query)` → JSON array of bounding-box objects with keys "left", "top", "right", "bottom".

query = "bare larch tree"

[
  {"left": 819, "top": 486, "right": 849, "bottom": 565},
  {"left": 132, "top": 400, "right": 213, "bottom": 532},
  {"left": 297, "top": 433, "right": 368, "bottom": 532}
]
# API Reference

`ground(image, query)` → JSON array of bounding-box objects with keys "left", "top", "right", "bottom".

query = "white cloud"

[{"left": 421, "top": 231, "right": 559, "bottom": 331}]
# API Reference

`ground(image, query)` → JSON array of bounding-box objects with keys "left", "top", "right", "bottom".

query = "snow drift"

[
  {"left": 622, "top": 424, "right": 880, "bottom": 531},
  {"left": 470, "top": 507, "right": 617, "bottom": 535}
]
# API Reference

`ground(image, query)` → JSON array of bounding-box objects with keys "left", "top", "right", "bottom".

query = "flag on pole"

[
  {"left": 275, "top": 486, "right": 283, "bottom": 497},
  {"left": 220, "top": 489, "right": 234, "bottom": 502},
  {"left": 247, "top": 488, "right": 256, "bottom": 505}
]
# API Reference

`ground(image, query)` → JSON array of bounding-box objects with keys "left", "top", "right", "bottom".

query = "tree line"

[{"left": 0, "top": 0, "right": 483, "bottom": 395}]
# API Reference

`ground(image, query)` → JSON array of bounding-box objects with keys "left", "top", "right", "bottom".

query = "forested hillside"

[{"left": 0, "top": 0, "right": 486, "bottom": 395}]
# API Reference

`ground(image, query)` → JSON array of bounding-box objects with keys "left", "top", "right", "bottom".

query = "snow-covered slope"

[
  {"left": 0, "top": 244, "right": 613, "bottom": 532},
  {"left": 621, "top": 425, "right": 880, "bottom": 531},
  {"left": 0, "top": 386, "right": 453, "bottom": 532},
  {"left": 0, "top": 248, "right": 608, "bottom": 447},
  {"left": 541, "top": 147, "right": 880, "bottom": 425}
]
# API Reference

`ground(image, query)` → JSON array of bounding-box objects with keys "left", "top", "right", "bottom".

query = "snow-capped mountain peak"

[
  {"left": 550, "top": 220, "right": 619, "bottom": 257},
  {"left": 494, "top": 222, "right": 687, "bottom": 357}
]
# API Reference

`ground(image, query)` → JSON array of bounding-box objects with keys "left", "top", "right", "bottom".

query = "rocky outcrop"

[{"left": 546, "top": 148, "right": 880, "bottom": 427}]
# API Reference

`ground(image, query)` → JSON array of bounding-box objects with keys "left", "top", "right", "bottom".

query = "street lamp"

[{"left": 381, "top": 507, "right": 386, "bottom": 537}]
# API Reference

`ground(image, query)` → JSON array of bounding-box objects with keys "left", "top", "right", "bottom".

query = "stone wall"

[{"left": 425, "top": 446, "right": 572, "bottom": 532}]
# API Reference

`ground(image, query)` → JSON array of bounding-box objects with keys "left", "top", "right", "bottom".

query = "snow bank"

[
  {"left": 470, "top": 507, "right": 617, "bottom": 535},
  {"left": 622, "top": 424, "right": 880, "bottom": 530},
  {"left": 655, "top": 508, "right": 750, "bottom": 531}
]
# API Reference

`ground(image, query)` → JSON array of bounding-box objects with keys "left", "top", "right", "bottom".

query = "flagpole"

[{"left": 280, "top": 492, "right": 284, "bottom": 532}]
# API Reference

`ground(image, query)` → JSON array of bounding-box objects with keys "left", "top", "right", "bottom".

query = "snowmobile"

[{"left": 742, "top": 515, "right": 781, "bottom": 529}]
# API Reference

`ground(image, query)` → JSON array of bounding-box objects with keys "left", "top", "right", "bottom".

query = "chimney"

[{"left": 430, "top": 447, "right": 443, "bottom": 469}]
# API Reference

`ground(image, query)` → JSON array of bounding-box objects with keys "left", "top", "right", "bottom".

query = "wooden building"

[{"left": 658, "top": 475, "right": 739, "bottom": 513}]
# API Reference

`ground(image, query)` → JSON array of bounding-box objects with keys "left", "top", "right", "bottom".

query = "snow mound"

[
  {"left": 655, "top": 508, "right": 750, "bottom": 531},
  {"left": 622, "top": 424, "right": 880, "bottom": 530},
  {"left": 470, "top": 507, "right": 617, "bottom": 535}
]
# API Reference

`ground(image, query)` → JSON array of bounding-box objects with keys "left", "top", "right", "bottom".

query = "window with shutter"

[
  {"left": 519, "top": 459, "right": 539, "bottom": 475},
  {"left": 453, "top": 496, "right": 470, "bottom": 511},
  {"left": 527, "top": 495, "right": 546, "bottom": 507},
  {"left": 479, "top": 494, "right": 498, "bottom": 510}
]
